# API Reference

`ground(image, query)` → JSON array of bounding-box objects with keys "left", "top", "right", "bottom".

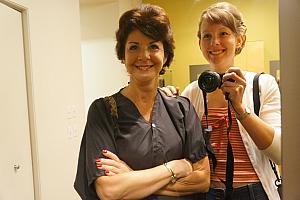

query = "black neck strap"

[
  {"left": 201, "top": 90, "right": 234, "bottom": 198},
  {"left": 202, "top": 91, "right": 209, "bottom": 129}
]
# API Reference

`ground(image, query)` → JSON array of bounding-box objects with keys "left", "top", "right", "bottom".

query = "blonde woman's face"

[{"left": 199, "top": 21, "right": 242, "bottom": 69}]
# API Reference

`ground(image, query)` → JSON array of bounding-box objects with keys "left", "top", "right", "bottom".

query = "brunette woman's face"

[
  {"left": 124, "top": 29, "right": 166, "bottom": 84},
  {"left": 199, "top": 20, "right": 242, "bottom": 70}
]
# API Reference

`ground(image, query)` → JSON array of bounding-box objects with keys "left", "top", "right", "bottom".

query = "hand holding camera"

[
  {"left": 198, "top": 70, "right": 235, "bottom": 93},
  {"left": 198, "top": 67, "right": 246, "bottom": 113}
]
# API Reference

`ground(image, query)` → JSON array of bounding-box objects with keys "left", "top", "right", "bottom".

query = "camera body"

[{"left": 198, "top": 70, "right": 225, "bottom": 93}]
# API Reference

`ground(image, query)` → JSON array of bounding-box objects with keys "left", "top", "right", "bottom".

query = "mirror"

[
  {"left": 79, "top": 0, "right": 300, "bottom": 198},
  {"left": 142, "top": 0, "right": 280, "bottom": 91},
  {"left": 80, "top": 0, "right": 279, "bottom": 107}
]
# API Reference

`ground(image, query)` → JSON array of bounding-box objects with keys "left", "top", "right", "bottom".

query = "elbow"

[
  {"left": 199, "top": 171, "right": 210, "bottom": 193},
  {"left": 192, "top": 172, "right": 210, "bottom": 193},
  {"left": 94, "top": 177, "right": 123, "bottom": 200},
  {"left": 203, "top": 176, "right": 210, "bottom": 192},
  {"left": 262, "top": 129, "right": 281, "bottom": 165},
  {"left": 195, "top": 166, "right": 211, "bottom": 192},
  {"left": 204, "top": 179, "right": 210, "bottom": 192},
  {"left": 201, "top": 156, "right": 211, "bottom": 192}
]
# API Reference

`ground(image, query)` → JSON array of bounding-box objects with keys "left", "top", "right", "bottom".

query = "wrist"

[
  {"left": 163, "top": 162, "right": 177, "bottom": 183},
  {"left": 236, "top": 107, "right": 251, "bottom": 121}
]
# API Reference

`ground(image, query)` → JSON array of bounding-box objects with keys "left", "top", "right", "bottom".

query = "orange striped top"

[{"left": 201, "top": 107, "right": 259, "bottom": 183}]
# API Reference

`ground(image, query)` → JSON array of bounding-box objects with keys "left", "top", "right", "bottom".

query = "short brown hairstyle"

[
  {"left": 115, "top": 4, "right": 174, "bottom": 75},
  {"left": 197, "top": 2, "right": 247, "bottom": 55}
]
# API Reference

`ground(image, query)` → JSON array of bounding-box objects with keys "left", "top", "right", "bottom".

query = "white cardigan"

[{"left": 181, "top": 71, "right": 281, "bottom": 200}]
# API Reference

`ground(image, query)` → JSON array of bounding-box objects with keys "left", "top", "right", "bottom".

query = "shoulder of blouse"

[
  {"left": 87, "top": 91, "right": 120, "bottom": 120},
  {"left": 158, "top": 89, "right": 194, "bottom": 117}
]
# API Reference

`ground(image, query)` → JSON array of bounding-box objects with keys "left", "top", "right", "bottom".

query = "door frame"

[{"left": 0, "top": 0, "right": 40, "bottom": 199}]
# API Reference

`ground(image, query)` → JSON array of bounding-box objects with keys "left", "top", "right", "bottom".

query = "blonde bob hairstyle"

[{"left": 197, "top": 2, "right": 247, "bottom": 55}]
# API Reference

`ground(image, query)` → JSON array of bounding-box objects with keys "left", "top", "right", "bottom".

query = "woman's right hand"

[
  {"left": 95, "top": 150, "right": 132, "bottom": 176},
  {"left": 95, "top": 150, "right": 192, "bottom": 179},
  {"left": 160, "top": 85, "right": 180, "bottom": 97}
]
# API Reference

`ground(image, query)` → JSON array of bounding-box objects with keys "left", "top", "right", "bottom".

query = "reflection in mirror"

[
  {"left": 143, "top": 1, "right": 281, "bottom": 199},
  {"left": 143, "top": 0, "right": 280, "bottom": 90},
  {"left": 79, "top": 1, "right": 281, "bottom": 199}
]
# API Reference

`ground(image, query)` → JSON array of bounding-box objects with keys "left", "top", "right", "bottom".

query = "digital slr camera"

[{"left": 198, "top": 70, "right": 227, "bottom": 93}]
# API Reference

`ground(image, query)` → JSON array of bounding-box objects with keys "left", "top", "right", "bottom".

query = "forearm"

[
  {"left": 156, "top": 171, "right": 210, "bottom": 195},
  {"left": 238, "top": 108, "right": 281, "bottom": 163},
  {"left": 95, "top": 164, "right": 173, "bottom": 200},
  {"left": 240, "top": 74, "right": 281, "bottom": 162},
  {"left": 155, "top": 156, "right": 210, "bottom": 195},
  {"left": 238, "top": 112, "right": 274, "bottom": 149},
  {"left": 262, "top": 128, "right": 281, "bottom": 164}
]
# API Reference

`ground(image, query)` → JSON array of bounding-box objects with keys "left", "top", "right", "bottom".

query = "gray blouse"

[{"left": 74, "top": 89, "right": 207, "bottom": 200}]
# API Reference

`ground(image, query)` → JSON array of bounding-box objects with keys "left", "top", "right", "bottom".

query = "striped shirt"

[{"left": 201, "top": 107, "right": 259, "bottom": 183}]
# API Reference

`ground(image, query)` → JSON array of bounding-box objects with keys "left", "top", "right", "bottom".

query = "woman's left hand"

[
  {"left": 221, "top": 67, "right": 246, "bottom": 114},
  {"left": 95, "top": 150, "right": 133, "bottom": 176}
]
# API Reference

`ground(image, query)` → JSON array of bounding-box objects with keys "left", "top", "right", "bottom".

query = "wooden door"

[{"left": 0, "top": 2, "right": 34, "bottom": 199}]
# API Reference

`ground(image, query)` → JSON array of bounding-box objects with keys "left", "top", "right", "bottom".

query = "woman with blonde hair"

[{"left": 163, "top": 2, "right": 281, "bottom": 200}]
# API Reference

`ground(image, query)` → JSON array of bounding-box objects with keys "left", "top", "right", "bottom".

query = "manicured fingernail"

[
  {"left": 96, "top": 164, "right": 102, "bottom": 169},
  {"left": 105, "top": 171, "right": 109, "bottom": 174},
  {"left": 102, "top": 149, "right": 107, "bottom": 153}
]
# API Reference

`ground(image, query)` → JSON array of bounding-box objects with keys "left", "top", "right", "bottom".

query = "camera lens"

[{"left": 198, "top": 70, "right": 222, "bottom": 93}]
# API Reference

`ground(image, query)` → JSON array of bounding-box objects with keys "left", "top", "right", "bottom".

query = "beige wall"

[
  {"left": 2, "top": 0, "right": 86, "bottom": 199},
  {"left": 143, "top": 0, "right": 279, "bottom": 92},
  {"left": 80, "top": 1, "right": 129, "bottom": 110},
  {"left": 80, "top": 0, "right": 141, "bottom": 111}
]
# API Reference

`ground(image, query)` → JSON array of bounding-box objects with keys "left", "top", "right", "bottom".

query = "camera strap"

[
  {"left": 201, "top": 90, "right": 234, "bottom": 199},
  {"left": 224, "top": 99, "right": 234, "bottom": 199},
  {"left": 202, "top": 91, "right": 209, "bottom": 128},
  {"left": 202, "top": 91, "right": 217, "bottom": 171}
]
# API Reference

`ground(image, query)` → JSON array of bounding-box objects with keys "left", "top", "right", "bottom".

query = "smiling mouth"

[
  {"left": 136, "top": 65, "right": 153, "bottom": 70},
  {"left": 209, "top": 50, "right": 225, "bottom": 55}
]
